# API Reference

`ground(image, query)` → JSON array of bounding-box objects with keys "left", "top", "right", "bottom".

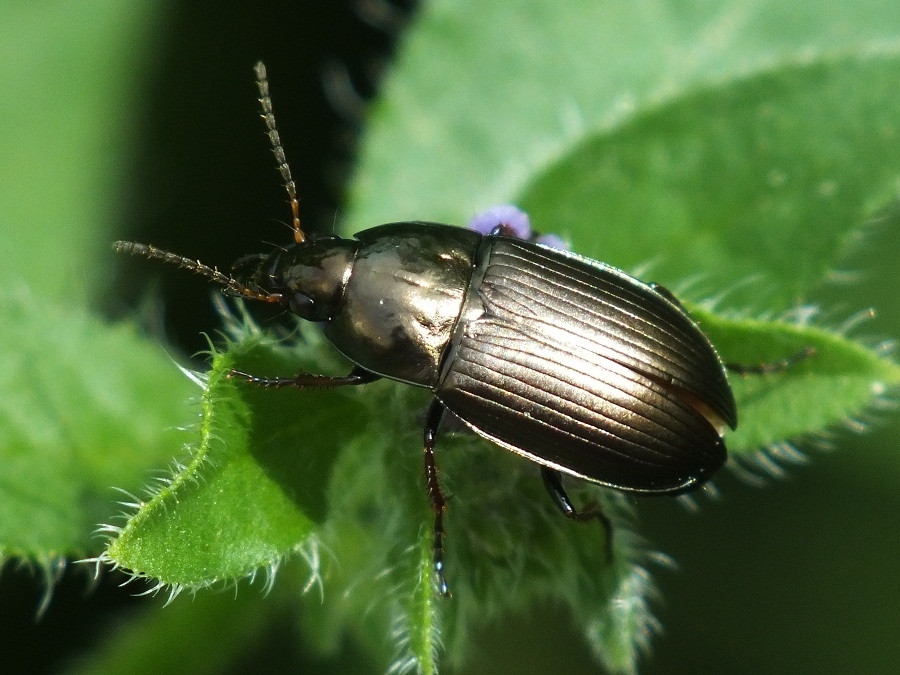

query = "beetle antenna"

[
  {"left": 113, "top": 241, "right": 283, "bottom": 304},
  {"left": 254, "top": 61, "right": 306, "bottom": 244}
]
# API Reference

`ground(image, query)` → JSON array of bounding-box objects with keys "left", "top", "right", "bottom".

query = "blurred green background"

[{"left": 1, "top": 1, "right": 899, "bottom": 674}]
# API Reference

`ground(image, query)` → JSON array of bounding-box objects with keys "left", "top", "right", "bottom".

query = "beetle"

[{"left": 115, "top": 62, "right": 738, "bottom": 597}]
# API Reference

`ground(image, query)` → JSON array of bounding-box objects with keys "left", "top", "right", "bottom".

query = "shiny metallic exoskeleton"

[
  {"left": 115, "top": 63, "right": 737, "bottom": 596},
  {"left": 235, "top": 221, "right": 736, "bottom": 491}
]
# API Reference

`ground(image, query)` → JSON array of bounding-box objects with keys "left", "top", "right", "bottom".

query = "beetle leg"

[
  {"left": 540, "top": 467, "right": 614, "bottom": 563},
  {"left": 726, "top": 346, "right": 816, "bottom": 376},
  {"left": 423, "top": 398, "right": 451, "bottom": 597},
  {"left": 228, "top": 365, "right": 381, "bottom": 388}
]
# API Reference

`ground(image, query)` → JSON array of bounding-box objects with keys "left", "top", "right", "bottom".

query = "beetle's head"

[
  {"left": 237, "top": 237, "right": 358, "bottom": 321},
  {"left": 113, "top": 235, "right": 358, "bottom": 323},
  {"left": 114, "top": 63, "right": 362, "bottom": 324}
]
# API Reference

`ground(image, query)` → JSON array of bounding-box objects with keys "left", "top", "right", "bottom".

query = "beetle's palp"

[
  {"left": 112, "top": 241, "right": 283, "bottom": 304},
  {"left": 254, "top": 61, "right": 305, "bottom": 245}
]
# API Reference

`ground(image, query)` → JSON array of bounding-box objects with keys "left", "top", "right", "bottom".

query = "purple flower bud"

[{"left": 467, "top": 205, "right": 532, "bottom": 240}]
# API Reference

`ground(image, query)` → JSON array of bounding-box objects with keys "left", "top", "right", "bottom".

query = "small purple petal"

[
  {"left": 534, "top": 233, "right": 569, "bottom": 251},
  {"left": 467, "top": 205, "right": 532, "bottom": 240}
]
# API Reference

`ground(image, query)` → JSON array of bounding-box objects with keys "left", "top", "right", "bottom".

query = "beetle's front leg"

[
  {"left": 541, "top": 467, "right": 614, "bottom": 563},
  {"left": 229, "top": 364, "right": 381, "bottom": 389},
  {"left": 423, "top": 398, "right": 451, "bottom": 597}
]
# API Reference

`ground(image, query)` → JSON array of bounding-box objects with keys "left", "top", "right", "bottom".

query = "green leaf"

[
  {"left": 347, "top": 0, "right": 900, "bottom": 236},
  {"left": 105, "top": 326, "right": 369, "bottom": 589},
  {"left": 696, "top": 308, "right": 900, "bottom": 453},
  {"left": 335, "top": 1, "right": 900, "bottom": 672},
  {"left": 0, "top": 0, "right": 174, "bottom": 576},
  {"left": 0, "top": 289, "right": 193, "bottom": 563},
  {"left": 519, "top": 55, "right": 900, "bottom": 311},
  {"left": 94, "top": 2, "right": 900, "bottom": 674}
]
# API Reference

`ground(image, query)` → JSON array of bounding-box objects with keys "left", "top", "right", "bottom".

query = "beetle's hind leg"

[
  {"left": 229, "top": 364, "right": 381, "bottom": 388},
  {"left": 423, "top": 399, "right": 451, "bottom": 597},
  {"left": 541, "top": 467, "right": 614, "bottom": 563},
  {"left": 725, "top": 346, "right": 816, "bottom": 376}
]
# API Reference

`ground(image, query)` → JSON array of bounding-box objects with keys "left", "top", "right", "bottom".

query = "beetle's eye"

[{"left": 287, "top": 292, "right": 315, "bottom": 318}]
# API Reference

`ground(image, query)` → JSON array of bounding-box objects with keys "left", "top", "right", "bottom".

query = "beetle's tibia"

[
  {"left": 423, "top": 399, "right": 451, "bottom": 598},
  {"left": 541, "top": 467, "right": 614, "bottom": 563},
  {"left": 228, "top": 366, "right": 381, "bottom": 389}
]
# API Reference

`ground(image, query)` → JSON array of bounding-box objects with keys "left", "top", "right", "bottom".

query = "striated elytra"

[{"left": 114, "top": 62, "right": 737, "bottom": 596}]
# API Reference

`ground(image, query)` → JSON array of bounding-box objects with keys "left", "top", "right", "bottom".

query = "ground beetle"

[{"left": 116, "top": 62, "right": 740, "bottom": 597}]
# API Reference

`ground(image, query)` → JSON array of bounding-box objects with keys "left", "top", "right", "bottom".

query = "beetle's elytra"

[{"left": 115, "top": 62, "right": 737, "bottom": 597}]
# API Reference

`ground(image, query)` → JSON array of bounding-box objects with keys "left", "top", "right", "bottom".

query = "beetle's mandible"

[{"left": 115, "top": 62, "right": 738, "bottom": 597}]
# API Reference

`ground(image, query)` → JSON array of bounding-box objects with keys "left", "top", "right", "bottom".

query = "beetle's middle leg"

[
  {"left": 541, "top": 467, "right": 614, "bottom": 562},
  {"left": 229, "top": 364, "right": 381, "bottom": 389},
  {"left": 423, "top": 398, "right": 451, "bottom": 597}
]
